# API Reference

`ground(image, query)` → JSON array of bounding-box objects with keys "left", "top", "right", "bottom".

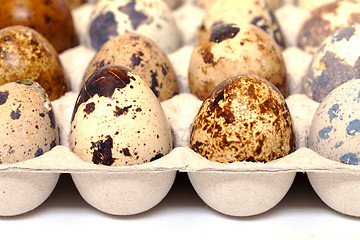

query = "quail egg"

[
  {"left": 83, "top": 33, "right": 178, "bottom": 102},
  {"left": 0, "top": 80, "right": 59, "bottom": 164},
  {"left": 0, "top": 26, "right": 68, "bottom": 101},
  {"left": 190, "top": 74, "right": 296, "bottom": 163},
  {"left": 71, "top": 65, "right": 173, "bottom": 166},
  {"left": 0, "top": 0, "right": 78, "bottom": 53},
  {"left": 88, "top": 0, "right": 182, "bottom": 53},
  {"left": 298, "top": 1, "right": 360, "bottom": 54},
  {"left": 303, "top": 25, "right": 360, "bottom": 102},
  {"left": 202, "top": 0, "right": 285, "bottom": 49},
  {"left": 308, "top": 79, "right": 360, "bottom": 165},
  {"left": 189, "top": 22, "right": 288, "bottom": 100}
]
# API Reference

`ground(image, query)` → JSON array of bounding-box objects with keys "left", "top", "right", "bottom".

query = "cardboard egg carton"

[{"left": 2, "top": 0, "right": 360, "bottom": 218}]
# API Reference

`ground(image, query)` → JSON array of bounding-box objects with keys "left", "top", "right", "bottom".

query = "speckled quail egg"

[
  {"left": 308, "top": 79, "right": 360, "bottom": 165},
  {"left": 88, "top": 0, "right": 182, "bottom": 53},
  {"left": 189, "top": 22, "right": 288, "bottom": 101},
  {"left": 202, "top": 0, "right": 285, "bottom": 49},
  {"left": 296, "top": 0, "right": 360, "bottom": 12},
  {"left": 190, "top": 74, "right": 296, "bottom": 163},
  {"left": 0, "top": 80, "right": 59, "bottom": 164},
  {"left": 196, "top": 0, "right": 282, "bottom": 10},
  {"left": 94, "top": 0, "right": 181, "bottom": 10},
  {"left": 70, "top": 65, "right": 173, "bottom": 167},
  {"left": 0, "top": 0, "right": 78, "bottom": 53},
  {"left": 298, "top": 1, "right": 360, "bottom": 54},
  {"left": 303, "top": 25, "right": 360, "bottom": 102},
  {"left": 0, "top": 26, "right": 68, "bottom": 101},
  {"left": 83, "top": 33, "right": 178, "bottom": 102}
]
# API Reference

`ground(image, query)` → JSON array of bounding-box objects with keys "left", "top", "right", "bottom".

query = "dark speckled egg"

[
  {"left": 0, "top": 0, "right": 78, "bottom": 53},
  {"left": 70, "top": 65, "right": 173, "bottom": 167},
  {"left": 189, "top": 22, "right": 288, "bottom": 101},
  {"left": 303, "top": 25, "right": 360, "bottom": 102},
  {"left": 83, "top": 33, "right": 179, "bottom": 102},
  {"left": 0, "top": 26, "right": 68, "bottom": 101},
  {"left": 0, "top": 80, "right": 59, "bottom": 164},
  {"left": 189, "top": 74, "right": 296, "bottom": 164},
  {"left": 308, "top": 79, "right": 360, "bottom": 165},
  {"left": 298, "top": 1, "right": 360, "bottom": 54},
  {"left": 88, "top": 0, "right": 181, "bottom": 53},
  {"left": 202, "top": 0, "right": 285, "bottom": 49}
]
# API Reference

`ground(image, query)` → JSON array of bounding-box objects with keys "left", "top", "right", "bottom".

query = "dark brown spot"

[
  {"left": 50, "top": 139, "right": 57, "bottom": 149},
  {"left": 0, "top": 91, "right": 9, "bottom": 105},
  {"left": 161, "top": 64, "right": 168, "bottom": 76},
  {"left": 43, "top": 14, "right": 51, "bottom": 23},
  {"left": 130, "top": 52, "right": 143, "bottom": 68},
  {"left": 35, "top": 148, "right": 44, "bottom": 157},
  {"left": 10, "top": 106, "right": 21, "bottom": 120},
  {"left": 247, "top": 84, "right": 257, "bottom": 99},
  {"left": 210, "top": 23, "right": 240, "bottom": 43},
  {"left": 30, "top": 38, "right": 39, "bottom": 46},
  {"left": 114, "top": 105, "right": 132, "bottom": 116},
  {"left": 48, "top": 110, "right": 56, "bottom": 129},
  {"left": 39, "top": 113, "right": 45, "bottom": 118},
  {"left": 3, "top": 36, "right": 11, "bottom": 42},
  {"left": 220, "top": 110, "right": 235, "bottom": 124},
  {"left": 150, "top": 70, "right": 159, "bottom": 97},
  {"left": 122, "top": 148, "right": 131, "bottom": 156},
  {"left": 118, "top": 0, "right": 148, "bottom": 30},
  {"left": 150, "top": 153, "right": 163, "bottom": 162},
  {"left": 72, "top": 66, "right": 134, "bottom": 122},
  {"left": 89, "top": 11, "right": 118, "bottom": 50},
  {"left": 202, "top": 47, "right": 215, "bottom": 66},
  {"left": 84, "top": 102, "right": 95, "bottom": 115},
  {"left": 136, "top": 107, "right": 142, "bottom": 112},
  {"left": 91, "top": 135, "right": 115, "bottom": 166}
]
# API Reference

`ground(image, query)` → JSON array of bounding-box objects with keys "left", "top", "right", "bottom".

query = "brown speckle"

[
  {"left": 91, "top": 135, "right": 115, "bottom": 166},
  {"left": 114, "top": 105, "right": 132, "bottom": 117},
  {"left": 72, "top": 65, "right": 134, "bottom": 122},
  {"left": 10, "top": 106, "right": 21, "bottom": 120},
  {"left": 84, "top": 102, "right": 95, "bottom": 115},
  {"left": 0, "top": 91, "right": 9, "bottom": 105},
  {"left": 210, "top": 23, "right": 240, "bottom": 43},
  {"left": 118, "top": 0, "right": 148, "bottom": 30}
]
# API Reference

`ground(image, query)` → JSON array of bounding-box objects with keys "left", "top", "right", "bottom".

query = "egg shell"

[
  {"left": 88, "top": 0, "right": 182, "bottom": 53},
  {"left": 0, "top": 0, "right": 78, "bottom": 53},
  {"left": 296, "top": 0, "right": 360, "bottom": 12},
  {"left": 297, "top": 1, "right": 360, "bottom": 54},
  {"left": 0, "top": 26, "right": 68, "bottom": 101},
  {"left": 189, "top": 22, "right": 288, "bottom": 100},
  {"left": 189, "top": 74, "right": 296, "bottom": 163},
  {"left": 0, "top": 80, "right": 59, "bottom": 164},
  {"left": 303, "top": 25, "right": 360, "bottom": 102},
  {"left": 83, "top": 33, "right": 179, "bottom": 102},
  {"left": 308, "top": 79, "right": 360, "bottom": 165},
  {"left": 202, "top": 0, "right": 285, "bottom": 49},
  {"left": 70, "top": 65, "right": 173, "bottom": 167}
]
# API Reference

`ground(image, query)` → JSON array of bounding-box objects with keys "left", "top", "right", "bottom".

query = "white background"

[{"left": 0, "top": 173, "right": 359, "bottom": 240}]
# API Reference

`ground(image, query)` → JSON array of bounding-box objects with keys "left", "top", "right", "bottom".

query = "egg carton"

[
  {"left": 2, "top": 137, "right": 360, "bottom": 217},
  {"left": 0, "top": 145, "right": 183, "bottom": 216},
  {"left": 2, "top": 0, "right": 360, "bottom": 218}
]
